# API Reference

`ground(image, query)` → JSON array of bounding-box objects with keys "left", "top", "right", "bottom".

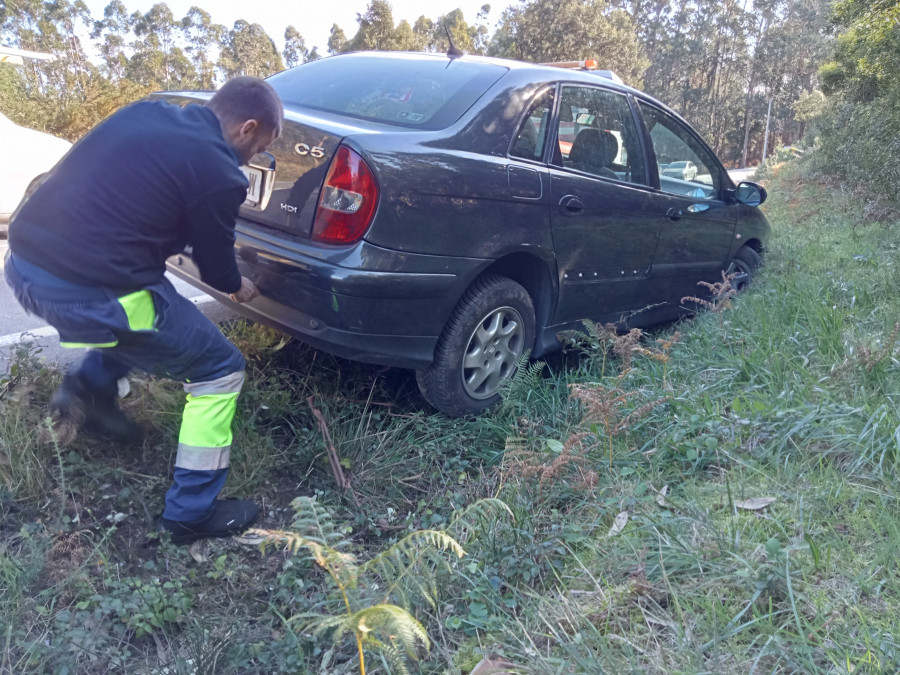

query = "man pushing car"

[{"left": 4, "top": 77, "right": 282, "bottom": 544}]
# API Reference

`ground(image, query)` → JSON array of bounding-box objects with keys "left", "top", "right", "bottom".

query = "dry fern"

[
  {"left": 504, "top": 432, "right": 599, "bottom": 497},
  {"left": 682, "top": 271, "right": 737, "bottom": 315},
  {"left": 569, "top": 379, "right": 668, "bottom": 468}
]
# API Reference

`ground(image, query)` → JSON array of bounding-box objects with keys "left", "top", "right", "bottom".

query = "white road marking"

[{"left": 0, "top": 294, "right": 218, "bottom": 348}]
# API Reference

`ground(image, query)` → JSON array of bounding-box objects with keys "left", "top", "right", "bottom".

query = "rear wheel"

[
  {"left": 724, "top": 245, "right": 761, "bottom": 292},
  {"left": 417, "top": 275, "right": 535, "bottom": 417}
]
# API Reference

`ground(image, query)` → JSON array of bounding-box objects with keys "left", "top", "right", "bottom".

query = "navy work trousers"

[{"left": 5, "top": 252, "right": 246, "bottom": 522}]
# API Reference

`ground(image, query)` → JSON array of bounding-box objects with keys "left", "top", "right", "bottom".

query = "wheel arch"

[
  {"left": 475, "top": 252, "right": 555, "bottom": 352},
  {"left": 742, "top": 237, "right": 764, "bottom": 257}
]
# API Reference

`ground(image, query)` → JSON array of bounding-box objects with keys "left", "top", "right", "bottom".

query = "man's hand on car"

[{"left": 230, "top": 277, "right": 259, "bottom": 303}]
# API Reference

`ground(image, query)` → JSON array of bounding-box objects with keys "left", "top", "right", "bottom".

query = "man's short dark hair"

[{"left": 207, "top": 77, "right": 283, "bottom": 133}]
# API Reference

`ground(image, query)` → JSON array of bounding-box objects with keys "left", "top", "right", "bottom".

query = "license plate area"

[{"left": 241, "top": 161, "right": 275, "bottom": 210}]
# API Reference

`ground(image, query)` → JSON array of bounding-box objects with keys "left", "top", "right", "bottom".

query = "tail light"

[{"left": 312, "top": 146, "right": 379, "bottom": 244}]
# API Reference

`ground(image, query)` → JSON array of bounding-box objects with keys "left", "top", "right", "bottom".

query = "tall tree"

[
  {"left": 219, "top": 20, "right": 284, "bottom": 79},
  {"left": 181, "top": 6, "right": 224, "bottom": 89},
  {"left": 327, "top": 23, "right": 347, "bottom": 56},
  {"left": 283, "top": 25, "right": 309, "bottom": 68},
  {"left": 129, "top": 3, "right": 196, "bottom": 89},
  {"left": 391, "top": 19, "right": 419, "bottom": 51},
  {"left": 349, "top": 0, "right": 397, "bottom": 51},
  {"left": 412, "top": 16, "right": 434, "bottom": 51},
  {"left": 91, "top": 0, "right": 131, "bottom": 82},
  {"left": 431, "top": 9, "right": 485, "bottom": 54}
]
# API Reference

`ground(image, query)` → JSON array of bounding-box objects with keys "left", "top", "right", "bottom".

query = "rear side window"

[
  {"left": 510, "top": 88, "right": 555, "bottom": 162},
  {"left": 267, "top": 55, "right": 507, "bottom": 130}
]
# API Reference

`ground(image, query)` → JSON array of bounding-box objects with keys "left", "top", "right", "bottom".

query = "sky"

[{"left": 81, "top": 0, "right": 498, "bottom": 55}]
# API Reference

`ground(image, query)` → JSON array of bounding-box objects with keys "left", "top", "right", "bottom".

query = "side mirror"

[{"left": 734, "top": 181, "right": 767, "bottom": 207}]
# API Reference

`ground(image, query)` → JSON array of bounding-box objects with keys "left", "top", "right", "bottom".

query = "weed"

[{"left": 0, "top": 342, "right": 58, "bottom": 500}]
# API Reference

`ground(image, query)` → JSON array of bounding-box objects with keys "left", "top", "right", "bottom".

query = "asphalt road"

[{"left": 0, "top": 239, "right": 238, "bottom": 373}]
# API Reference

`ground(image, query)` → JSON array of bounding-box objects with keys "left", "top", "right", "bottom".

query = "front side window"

[
  {"left": 510, "top": 88, "right": 555, "bottom": 162},
  {"left": 554, "top": 85, "right": 646, "bottom": 186},
  {"left": 639, "top": 103, "right": 721, "bottom": 199}
]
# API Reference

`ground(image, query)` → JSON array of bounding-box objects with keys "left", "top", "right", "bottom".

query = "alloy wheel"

[{"left": 460, "top": 306, "right": 525, "bottom": 399}]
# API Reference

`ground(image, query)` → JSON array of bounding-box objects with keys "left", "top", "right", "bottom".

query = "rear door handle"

[
  {"left": 559, "top": 195, "right": 585, "bottom": 216},
  {"left": 666, "top": 208, "right": 684, "bottom": 221}
]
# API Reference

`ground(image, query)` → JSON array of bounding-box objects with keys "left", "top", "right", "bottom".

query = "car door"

[
  {"left": 636, "top": 102, "right": 739, "bottom": 307},
  {"left": 548, "top": 84, "right": 662, "bottom": 326}
]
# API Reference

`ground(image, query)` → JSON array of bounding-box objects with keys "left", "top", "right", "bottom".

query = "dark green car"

[{"left": 166, "top": 51, "right": 770, "bottom": 416}]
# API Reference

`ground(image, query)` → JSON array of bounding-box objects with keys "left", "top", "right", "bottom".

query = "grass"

[{"left": 2, "top": 157, "right": 900, "bottom": 673}]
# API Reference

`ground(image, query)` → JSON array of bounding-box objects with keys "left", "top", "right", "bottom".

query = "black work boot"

[
  {"left": 159, "top": 499, "right": 259, "bottom": 545},
  {"left": 48, "top": 372, "right": 144, "bottom": 445}
]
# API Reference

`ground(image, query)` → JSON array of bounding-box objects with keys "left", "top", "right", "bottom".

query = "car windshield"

[{"left": 267, "top": 55, "right": 508, "bottom": 130}]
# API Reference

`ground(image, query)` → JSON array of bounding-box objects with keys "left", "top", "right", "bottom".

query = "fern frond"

[
  {"left": 289, "top": 611, "right": 344, "bottom": 635},
  {"left": 499, "top": 351, "right": 544, "bottom": 404},
  {"left": 448, "top": 497, "right": 513, "bottom": 534},
  {"left": 372, "top": 638, "right": 412, "bottom": 675},
  {"left": 353, "top": 604, "right": 430, "bottom": 659},
  {"left": 613, "top": 397, "right": 669, "bottom": 433},
  {"left": 360, "top": 530, "right": 464, "bottom": 609},
  {"left": 362, "top": 530, "right": 465, "bottom": 574},
  {"left": 288, "top": 496, "right": 349, "bottom": 549},
  {"left": 248, "top": 528, "right": 359, "bottom": 590},
  {"left": 305, "top": 604, "right": 429, "bottom": 660}
]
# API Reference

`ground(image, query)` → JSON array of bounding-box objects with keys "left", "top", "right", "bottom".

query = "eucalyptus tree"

[
  {"left": 181, "top": 6, "right": 224, "bottom": 89},
  {"left": 283, "top": 25, "right": 309, "bottom": 68},
  {"left": 327, "top": 23, "right": 347, "bottom": 56},
  {"left": 391, "top": 19, "right": 419, "bottom": 51},
  {"left": 348, "top": 0, "right": 397, "bottom": 51},
  {"left": 430, "top": 9, "right": 485, "bottom": 54},
  {"left": 129, "top": 2, "right": 196, "bottom": 89},
  {"left": 412, "top": 16, "right": 434, "bottom": 51},
  {"left": 91, "top": 0, "right": 131, "bottom": 82},
  {"left": 219, "top": 20, "right": 284, "bottom": 79}
]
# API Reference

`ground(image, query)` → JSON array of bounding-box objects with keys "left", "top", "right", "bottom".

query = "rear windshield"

[{"left": 267, "top": 54, "right": 507, "bottom": 130}]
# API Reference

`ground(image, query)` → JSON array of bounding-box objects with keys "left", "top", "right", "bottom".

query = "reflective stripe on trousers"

[{"left": 174, "top": 370, "right": 245, "bottom": 472}]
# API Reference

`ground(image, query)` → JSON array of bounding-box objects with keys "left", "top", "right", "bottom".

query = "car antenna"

[{"left": 445, "top": 26, "right": 464, "bottom": 60}]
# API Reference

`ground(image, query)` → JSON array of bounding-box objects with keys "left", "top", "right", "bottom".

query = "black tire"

[
  {"left": 725, "top": 245, "right": 762, "bottom": 292},
  {"left": 417, "top": 275, "right": 535, "bottom": 417}
]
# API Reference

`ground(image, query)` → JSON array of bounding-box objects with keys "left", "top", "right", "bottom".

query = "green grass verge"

[{"left": 2, "top": 158, "right": 900, "bottom": 673}]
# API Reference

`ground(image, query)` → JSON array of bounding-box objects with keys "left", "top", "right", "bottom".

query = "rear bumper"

[{"left": 167, "top": 225, "right": 484, "bottom": 369}]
